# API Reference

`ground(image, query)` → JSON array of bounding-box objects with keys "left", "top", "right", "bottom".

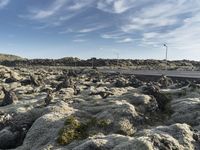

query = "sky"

[{"left": 0, "top": 0, "right": 200, "bottom": 60}]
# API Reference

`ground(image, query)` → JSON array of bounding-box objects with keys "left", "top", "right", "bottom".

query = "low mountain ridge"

[{"left": 0, "top": 53, "right": 25, "bottom": 61}]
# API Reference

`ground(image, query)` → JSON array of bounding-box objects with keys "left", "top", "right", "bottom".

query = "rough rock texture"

[
  {"left": 168, "top": 87, "right": 200, "bottom": 129},
  {"left": 0, "top": 87, "right": 18, "bottom": 106},
  {"left": 16, "top": 102, "right": 75, "bottom": 150},
  {"left": 0, "top": 66, "right": 199, "bottom": 150},
  {"left": 59, "top": 123, "right": 199, "bottom": 150}
]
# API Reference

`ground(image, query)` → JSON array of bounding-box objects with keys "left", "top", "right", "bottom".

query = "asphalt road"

[
  {"left": 99, "top": 68, "right": 200, "bottom": 79},
  {"left": 26, "top": 65, "right": 200, "bottom": 79}
]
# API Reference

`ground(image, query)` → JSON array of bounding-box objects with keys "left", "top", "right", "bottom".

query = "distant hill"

[{"left": 0, "top": 53, "right": 26, "bottom": 61}]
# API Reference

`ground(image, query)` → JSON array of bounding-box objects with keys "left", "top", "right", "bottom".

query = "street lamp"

[{"left": 163, "top": 44, "right": 168, "bottom": 70}]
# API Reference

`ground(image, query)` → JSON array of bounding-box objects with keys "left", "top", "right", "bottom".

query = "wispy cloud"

[
  {"left": 117, "top": 0, "right": 200, "bottom": 51},
  {"left": 68, "top": 0, "right": 93, "bottom": 11},
  {"left": 97, "top": 0, "right": 138, "bottom": 14},
  {"left": 17, "top": 0, "right": 200, "bottom": 53},
  {"left": 58, "top": 28, "right": 74, "bottom": 34},
  {"left": 19, "top": 0, "right": 95, "bottom": 30},
  {"left": 73, "top": 39, "right": 87, "bottom": 42},
  {"left": 78, "top": 25, "right": 106, "bottom": 33},
  {"left": 142, "top": 12, "right": 200, "bottom": 51},
  {"left": 0, "top": 0, "right": 10, "bottom": 9},
  {"left": 101, "top": 32, "right": 126, "bottom": 39},
  {"left": 28, "top": 0, "right": 67, "bottom": 20},
  {"left": 117, "top": 38, "right": 133, "bottom": 43}
]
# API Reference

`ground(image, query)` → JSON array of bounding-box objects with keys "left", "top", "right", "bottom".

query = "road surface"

[{"left": 99, "top": 68, "right": 200, "bottom": 79}]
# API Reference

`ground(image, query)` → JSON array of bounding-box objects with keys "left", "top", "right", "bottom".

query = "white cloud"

[
  {"left": 122, "top": 17, "right": 178, "bottom": 32},
  {"left": 18, "top": 0, "right": 200, "bottom": 54},
  {"left": 117, "top": 0, "right": 200, "bottom": 54},
  {"left": 29, "top": 0, "right": 67, "bottom": 19},
  {"left": 101, "top": 32, "right": 127, "bottom": 40},
  {"left": 78, "top": 25, "right": 106, "bottom": 33},
  {"left": 117, "top": 38, "right": 133, "bottom": 43},
  {"left": 121, "top": 1, "right": 186, "bottom": 32},
  {"left": 0, "top": 0, "right": 10, "bottom": 9},
  {"left": 21, "top": 0, "right": 94, "bottom": 21},
  {"left": 68, "top": 0, "right": 93, "bottom": 11},
  {"left": 142, "top": 12, "right": 200, "bottom": 51},
  {"left": 97, "top": 0, "right": 138, "bottom": 13},
  {"left": 73, "top": 39, "right": 87, "bottom": 42}
]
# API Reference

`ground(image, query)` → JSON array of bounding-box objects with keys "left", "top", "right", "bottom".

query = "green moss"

[
  {"left": 64, "top": 116, "right": 79, "bottom": 127},
  {"left": 57, "top": 116, "right": 88, "bottom": 145},
  {"left": 97, "top": 119, "right": 110, "bottom": 128},
  {"left": 57, "top": 116, "right": 110, "bottom": 145}
]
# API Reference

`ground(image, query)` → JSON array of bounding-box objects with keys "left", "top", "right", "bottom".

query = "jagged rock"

[
  {"left": 0, "top": 87, "right": 18, "bottom": 106},
  {"left": 168, "top": 94, "right": 200, "bottom": 128},
  {"left": 63, "top": 124, "right": 199, "bottom": 150},
  {"left": 16, "top": 102, "right": 75, "bottom": 150},
  {"left": 5, "top": 77, "right": 18, "bottom": 83},
  {"left": 0, "top": 110, "right": 46, "bottom": 149},
  {"left": 44, "top": 90, "right": 53, "bottom": 106},
  {"left": 66, "top": 134, "right": 133, "bottom": 150},
  {"left": 56, "top": 78, "right": 75, "bottom": 91},
  {"left": 74, "top": 85, "right": 81, "bottom": 95},
  {"left": 0, "top": 113, "right": 13, "bottom": 130},
  {"left": 67, "top": 69, "right": 78, "bottom": 77},
  {"left": 117, "top": 92, "right": 158, "bottom": 113},
  {"left": 30, "top": 75, "right": 41, "bottom": 86},
  {"left": 142, "top": 84, "right": 171, "bottom": 112},
  {"left": 115, "top": 78, "right": 129, "bottom": 87},
  {"left": 158, "top": 75, "right": 174, "bottom": 88},
  {"left": 78, "top": 100, "right": 142, "bottom": 136},
  {"left": 21, "top": 74, "right": 41, "bottom": 86},
  {"left": 5, "top": 70, "right": 22, "bottom": 83},
  {"left": 0, "top": 128, "right": 20, "bottom": 149},
  {"left": 90, "top": 90, "right": 113, "bottom": 99},
  {"left": 133, "top": 123, "right": 198, "bottom": 150},
  {"left": 129, "top": 75, "right": 144, "bottom": 88},
  {"left": 0, "top": 66, "right": 20, "bottom": 79},
  {"left": 0, "top": 65, "right": 199, "bottom": 150}
]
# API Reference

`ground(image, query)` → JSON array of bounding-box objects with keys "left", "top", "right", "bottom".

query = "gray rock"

[
  {"left": 0, "top": 128, "right": 19, "bottom": 149},
  {"left": 0, "top": 87, "right": 18, "bottom": 106}
]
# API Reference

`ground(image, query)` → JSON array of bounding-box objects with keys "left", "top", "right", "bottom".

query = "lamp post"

[{"left": 163, "top": 44, "right": 168, "bottom": 70}]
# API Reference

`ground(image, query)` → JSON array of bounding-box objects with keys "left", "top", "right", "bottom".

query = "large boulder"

[
  {"left": 16, "top": 101, "right": 75, "bottom": 150},
  {"left": 168, "top": 95, "right": 200, "bottom": 128},
  {"left": 72, "top": 99, "right": 142, "bottom": 137}
]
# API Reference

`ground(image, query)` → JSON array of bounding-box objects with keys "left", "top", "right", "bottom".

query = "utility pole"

[{"left": 163, "top": 44, "right": 168, "bottom": 70}]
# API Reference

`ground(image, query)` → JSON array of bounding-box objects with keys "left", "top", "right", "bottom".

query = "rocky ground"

[{"left": 0, "top": 65, "right": 200, "bottom": 150}]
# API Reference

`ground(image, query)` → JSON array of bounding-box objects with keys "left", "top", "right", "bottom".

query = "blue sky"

[{"left": 0, "top": 0, "right": 200, "bottom": 60}]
